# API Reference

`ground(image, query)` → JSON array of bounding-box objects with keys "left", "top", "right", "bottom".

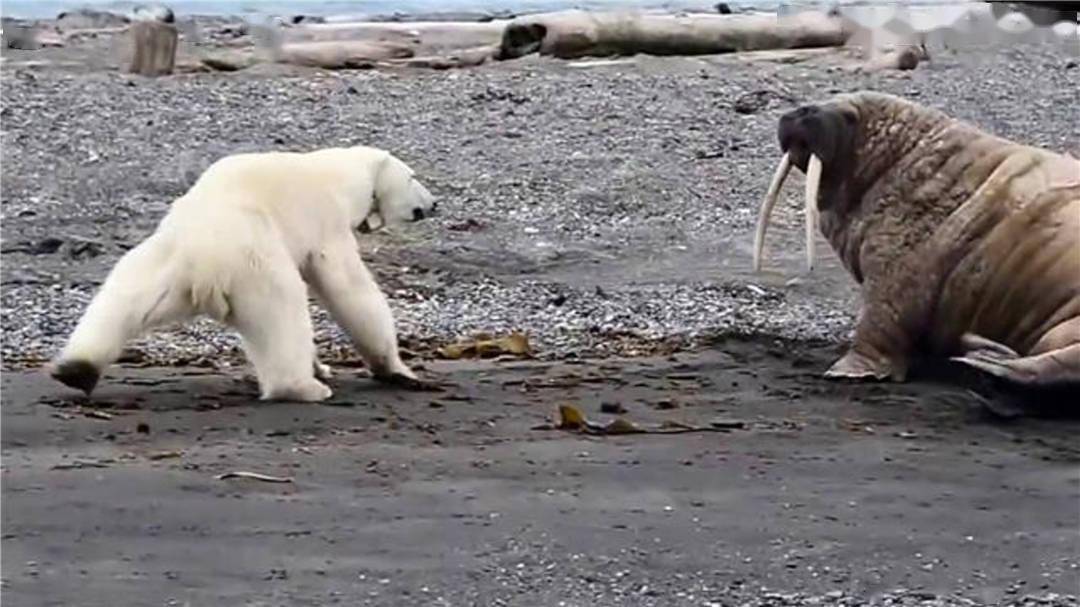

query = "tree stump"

[{"left": 128, "top": 21, "right": 178, "bottom": 76}]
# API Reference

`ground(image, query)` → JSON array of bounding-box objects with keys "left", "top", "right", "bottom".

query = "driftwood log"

[
  {"left": 390, "top": 44, "right": 498, "bottom": 69},
  {"left": 496, "top": 10, "right": 851, "bottom": 60},
  {"left": 290, "top": 20, "right": 506, "bottom": 48},
  {"left": 202, "top": 10, "right": 851, "bottom": 72},
  {"left": 274, "top": 40, "right": 414, "bottom": 69},
  {"left": 128, "top": 20, "right": 177, "bottom": 76}
]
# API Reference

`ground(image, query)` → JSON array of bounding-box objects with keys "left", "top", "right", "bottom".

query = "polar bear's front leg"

[
  {"left": 228, "top": 260, "right": 332, "bottom": 403},
  {"left": 307, "top": 241, "right": 425, "bottom": 388}
]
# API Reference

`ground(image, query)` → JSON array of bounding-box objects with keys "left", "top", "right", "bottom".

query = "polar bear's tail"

[{"left": 49, "top": 234, "right": 196, "bottom": 395}]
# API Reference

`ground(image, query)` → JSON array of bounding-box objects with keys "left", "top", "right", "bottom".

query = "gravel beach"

[
  {"left": 3, "top": 23, "right": 1077, "bottom": 368},
  {"left": 1, "top": 13, "right": 1079, "bottom": 607}
]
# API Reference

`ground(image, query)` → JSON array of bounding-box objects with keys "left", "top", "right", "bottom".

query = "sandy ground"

[
  {"left": 3, "top": 340, "right": 1079, "bottom": 606},
  {"left": 2, "top": 13, "right": 1079, "bottom": 607}
]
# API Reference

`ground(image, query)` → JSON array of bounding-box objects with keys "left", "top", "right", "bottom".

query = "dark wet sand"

[{"left": 3, "top": 340, "right": 1077, "bottom": 606}]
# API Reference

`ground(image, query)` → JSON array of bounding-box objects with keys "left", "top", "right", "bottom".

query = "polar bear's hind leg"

[{"left": 50, "top": 236, "right": 194, "bottom": 395}]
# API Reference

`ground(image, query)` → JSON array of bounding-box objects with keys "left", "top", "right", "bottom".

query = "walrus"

[{"left": 752, "top": 91, "right": 1079, "bottom": 399}]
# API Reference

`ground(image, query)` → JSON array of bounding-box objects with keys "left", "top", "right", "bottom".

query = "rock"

[
  {"left": 733, "top": 90, "right": 771, "bottom": 114},
  {"left": 201, "top": 50, "right": 258, "bottom": 72},
  {"left": 1, "top": 237, "right": 64, "bottom": 255},
  {"left": 715, "top": 3, "right": 733, "bottom": 15},
  {"left": 66, "top": 238, "right": 107, "bottom": 260},
  {"left": 446, "top": 218, "right": 485, "bottom": 232},
  {"left": 131, "top": 4, "right": 175, "bottom": 24},
  {"left": 862, "top": 44, "right": 926, "bottom": 72},
  {"left": 289, "top": 15, "right": 325, "bottom": 25},
  {"left": 600, "top": 402, "right": 627, "bottom": 414}
]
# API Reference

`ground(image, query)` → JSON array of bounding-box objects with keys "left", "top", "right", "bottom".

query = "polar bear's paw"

[
  {"left": 374, "top": 371, "right": 442, "bottom": 392},
  {"left": 262, "top": 380, "right": 333, "bottom": 403},
  {"left": 49, "top": 359, "right": 101, "bottom": 395},
  {"left": 313, "top": 360, "right": 333, "bottom": 381}
]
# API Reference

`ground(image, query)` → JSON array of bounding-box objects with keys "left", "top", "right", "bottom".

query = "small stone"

[
  {"left": 733, "top": 90, "right": 771, "bottom": 114},
  {"left": 600, "top": 402, "right": 626, "bottom": 414}
]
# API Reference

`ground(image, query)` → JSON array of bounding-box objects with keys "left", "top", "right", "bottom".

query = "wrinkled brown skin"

[{"left": 778, "top": 92, "right": 1080, "bottom": 391}]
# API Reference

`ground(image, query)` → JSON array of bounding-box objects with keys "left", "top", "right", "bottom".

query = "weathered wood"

[
  {"left": 128, "top": 21, "right": 177, "bottom": 76},
  {"left": 286, "top": 20, "right": 506, "bottom": 57},
  {"left": 496, "top": 10, "right": 851, "bottom": 60},
  {"left": 275, "top": 40, "right": 415, "bottom": 69},
  {"left": 390, "top": 44, "right": 497, "bottom": 69}
]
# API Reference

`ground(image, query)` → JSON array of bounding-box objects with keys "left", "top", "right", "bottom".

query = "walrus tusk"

[
  {"left": 752, "top": 152, "right": 792, "bottom": 272},
  {"left": 804, "top": 154, "right": 823, "bottom": 272}
]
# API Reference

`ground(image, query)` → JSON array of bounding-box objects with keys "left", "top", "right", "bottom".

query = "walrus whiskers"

[
  {"left": 803, "top": 154, "right": 823, "bottom": 272},
  {"left": 752, "top": 151, "right": 791, "bottom": 272}
]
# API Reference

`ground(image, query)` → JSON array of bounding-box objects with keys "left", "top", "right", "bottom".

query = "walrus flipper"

[
  {"left": 824, "top": 290, "right": 915, "bottom": 382},
  {"left": 952, "top": 343, "right": 1080, "bottom": 390},
  {"left": 825, "top": 316, "right": 909, "bottom": 381},
  {"left": 825, "top": 348, "right": 905, "bottom": 381},
  {"left": 956, "top": 333, "right": 1020, "bottom": 361}
]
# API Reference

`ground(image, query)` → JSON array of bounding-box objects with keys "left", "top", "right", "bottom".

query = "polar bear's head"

[{"left": 361, "top": 153, "right": 437, "bottom": 233}]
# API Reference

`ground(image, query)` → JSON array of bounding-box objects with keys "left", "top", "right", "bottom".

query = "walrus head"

[
  {"left": 753, "top": 96, "right": 864, "bottom": 273},
  {"left": 753, "top": 92, "right": 958, "bottom": 275}
]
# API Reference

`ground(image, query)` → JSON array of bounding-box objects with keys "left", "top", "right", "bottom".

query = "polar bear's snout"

[
  {"left": 401, "top": 178, "right": 438, "bottom": 225},
  {"left": 374, "top": 153, "right": 439, "bottom": 228}
]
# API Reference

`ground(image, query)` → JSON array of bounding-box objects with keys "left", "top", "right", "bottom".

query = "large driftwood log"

[
  {"left": 274, "top": 40, "right": 414, "bottom": 69},
  {"left": 390, "top": 44, "right": 497, "bottom": 69},
  {"left": 128, "top": 20, "right": 177, "bottom": 76},
  {"left": 496, "top": 10, "right": 851, "bottom": 60},
  {"left": 290, "top": 21, "right": 506, "bottom": 51}
]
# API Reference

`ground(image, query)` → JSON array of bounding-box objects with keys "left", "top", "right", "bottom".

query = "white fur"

[{"left": 52, "top": 145, "right": 436, "bottom": 402}]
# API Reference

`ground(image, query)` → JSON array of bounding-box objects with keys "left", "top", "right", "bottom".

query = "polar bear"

[{"left": 47, "top": 145, "right": 437, "bottom": 402}]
